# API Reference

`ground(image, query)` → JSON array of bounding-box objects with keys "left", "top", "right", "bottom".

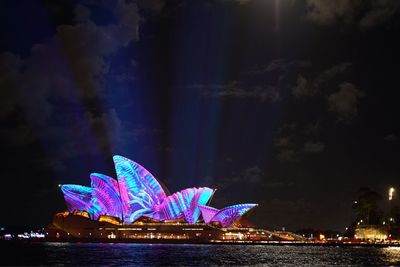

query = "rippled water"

[{"left": 2, "top": 242, "right": 400, "bottom": 266}]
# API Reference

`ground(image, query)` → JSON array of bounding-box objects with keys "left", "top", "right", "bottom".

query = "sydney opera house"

[{"left": 47, "top": 155, "right": 268, "bottom": 242}]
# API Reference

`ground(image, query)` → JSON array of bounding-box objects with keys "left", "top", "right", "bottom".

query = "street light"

[{"left": 389, "top": 187, "right": 395, "bottom": 201}]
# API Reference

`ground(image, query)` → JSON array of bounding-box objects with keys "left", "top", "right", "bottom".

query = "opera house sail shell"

[
  {"left": 198, "top": 204, "right": 258, "bottom": 227},
  {"left": 60, "top": 155, "right": 257, "bottom": 228}
]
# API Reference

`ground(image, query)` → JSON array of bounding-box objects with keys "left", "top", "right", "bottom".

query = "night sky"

[{"left": 1, "top": 0, "right": 400, "bottom": 231}]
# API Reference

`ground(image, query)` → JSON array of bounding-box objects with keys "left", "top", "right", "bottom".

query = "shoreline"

[{"left": 2, "top": 239, "right": 400, "bottom": 247}]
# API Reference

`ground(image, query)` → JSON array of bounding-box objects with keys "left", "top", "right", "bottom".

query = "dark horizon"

[{"left": 1, "top": 0, "right": 400, "bottom": 232}]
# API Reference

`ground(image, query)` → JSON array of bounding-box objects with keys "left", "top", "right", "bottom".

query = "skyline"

[{"left": 1, "top": 0, "right": 400, "bottom": 231}]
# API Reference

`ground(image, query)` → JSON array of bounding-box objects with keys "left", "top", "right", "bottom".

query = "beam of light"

[
  {"left": 274, "top": 0, "right": 281, "bottom": 33},
  {"left": 168, "top": 2, "right": 236, "bottom": 189},
  {"left": 9, "top": 2, "right": 142, "bottom": 190}
]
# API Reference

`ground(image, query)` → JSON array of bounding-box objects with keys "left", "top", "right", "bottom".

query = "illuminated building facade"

[
  {"left": 51, "top": 155, "right": 263, "bottom": 242},
  {"left": 60, "top": 155, "right": 257, "bottom": 227}
]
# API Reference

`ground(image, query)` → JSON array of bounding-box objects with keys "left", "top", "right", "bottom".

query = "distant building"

[{"left": 354, "top": 225, "right": 388, "bottom": 241}]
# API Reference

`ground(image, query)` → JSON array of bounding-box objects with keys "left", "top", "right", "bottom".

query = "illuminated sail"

[
  {"left": 198, "top": 205, "right": 219, "bottom": 223},
  {"left": 113, "top": 155, "right": 167, "bottom": 222},
  {"left": 151, "top": 187, "right": 214, "bottom": 223},
  {"left": 61, "top": 184, "right": 92, "bottom": 213},
  {"left": 199, "top": 204, "right": 258, "bottom": 227},
  {"left": 89, "top": 173, "right": 123, "bottom": 220},
  {"left": 59, "top": 155, "right": 257, "bottom": 226}
]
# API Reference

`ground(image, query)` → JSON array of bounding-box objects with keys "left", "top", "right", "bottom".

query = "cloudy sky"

[{"left": 1, "top": 0, "right": 399, "bottom": 231}]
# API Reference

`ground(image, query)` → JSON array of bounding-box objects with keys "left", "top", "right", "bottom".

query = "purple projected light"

[
  {"left": 198, "top": 205, "right": 219, "bottom": 224},
  {"left": 90, "top": 173, "right": 123, "bottom": 220},
  {"left": 199, "top": 204, "right": 258, "bottom": 227},
  {"left": 113, "top": 155, "right": 214, "bottom": 223},
  {"left": 61, "top": 184, "right": 92, "bottom": 213},
  {"left": 61, "top": 174, "right": 124, "bottom": 220},
  {"left": 149, "top": 187, "right": 214, "bottom": 223},
  {"left": 60, "top": 155, "right": 258, "bottom": 226},
  {"left": 113, "top": 155, "right": 167, "bottom": 222}
]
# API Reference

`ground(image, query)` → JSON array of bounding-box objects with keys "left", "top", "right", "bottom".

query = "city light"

[{"left": 389, "top": 187, "right": 395, "bottom": 200}]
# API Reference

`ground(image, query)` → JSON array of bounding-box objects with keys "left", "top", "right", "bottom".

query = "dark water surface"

[{"left": 2, "top": 242, "right": 400, "bottom": 266}]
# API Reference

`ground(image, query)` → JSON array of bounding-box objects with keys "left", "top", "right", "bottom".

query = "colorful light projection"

[
  {"left": 113, "top": 155, "right": 167, "bottom": 222},
  {"left": 62, "top": 174, "right": 123, "bottom": 220},
  {"left": 149, "top": 187, "right": 214, "bottom": 224},
  {"left": 90, "top": 173, "right": 123, "bottom": 220},
  {"left": 113, "top": 155, "right": 214, "bottom": 223},
  {"left": 61, "top": 185, "right": 92, "bottom": 213},
  {"left": 61, "top": 155, "right": 257, "bottom": 227},
  {"left": 198, "top": 204, "right": 258, "bottom": 227}
]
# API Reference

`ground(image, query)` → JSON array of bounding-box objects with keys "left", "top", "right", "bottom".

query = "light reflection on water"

[
  {"left": 382, "top": 247, "right": 400, "bottom": 264},
  {"left": 3, "top": 242, "right": 400, "bottom": 266}
]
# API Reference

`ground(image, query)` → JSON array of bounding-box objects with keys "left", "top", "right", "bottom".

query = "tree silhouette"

[{"left": 352, "top": 187, "right": 383, "bottom": 225}]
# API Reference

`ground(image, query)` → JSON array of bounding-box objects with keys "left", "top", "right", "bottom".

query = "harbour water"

[{"left": 2, "top": 242, "right": 400, "bottom": 266}]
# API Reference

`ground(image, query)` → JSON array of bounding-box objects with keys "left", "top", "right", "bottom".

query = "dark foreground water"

[{"left": 2, "top": 242, "right": 400, "bottom": 266}]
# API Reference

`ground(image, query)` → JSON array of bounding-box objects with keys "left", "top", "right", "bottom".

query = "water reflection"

[
  {"left": 381, "top": 247, "right": 400, "bottom": 265},
  {"left": 3, "top": 243, "right": 400, "bottom": 266}
]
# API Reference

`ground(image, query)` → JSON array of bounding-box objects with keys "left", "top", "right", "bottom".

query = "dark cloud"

[
  {"left": 194, "top": 59, "right": 315, "bottom": 102},
  {"left": 195, "top": 81, "right": 281, "bottom": 102},
  {"left": 0, "top": 0, "right": 140, "bottom": 123},
  {"left": 75, "top": 109, "right": 124, "bottom": 153},
  {"left": 274, "top": 122, "right": 325, "bottom": 162},
  {"left": 328, "top": 82, "right": 365, "bottom": 123},
  {"left": 56, "top": 0, "right": 139, "bottom": 99},
  {"left": 303, "top": 141, "right": 325, "bottom": 153},
  {"left": 0, "top": 0, "right": 146, "bottom": 177},
  {"left": 74, "top": 4, "right": 91, "bottom": 23},
  {"left": 137, "top": 0, "right": 165, "bottom": 13},
  {"left": 320, "top": 62, "right": 353, "bottom": 81},
  {"left": 219, "top": 0, "right": 253, "bottom": 5},
  {"left": 306, "top": 0, "right": 400, "bottom": 30},
  {"left": 292, "top": 62, "right": 352, "bottom": 97},
  {"left": 263, "top": 181, "right": 295, "bottom": 189},
  {"left": 360, "top": 1, "right": 400, "bottom": 30},
  {"left": 384, "top": 134, "right": 398, "bottom": 142},
  {"left": 290, "top": 63, "right": 364, "bottom": 127},
  {"left": 51, "top": 110, "right": 155, "bottom": 166},
  {"left": 276, "top": 148, "right": 298, "bottom": 162},
  {"left": 248, "top": 59, "right": 311, "bottom": 76},
  {"left": 235, "top": 0, "right": 252, "bottom": 4},
  {"left": 306, "top": 0, "right": 360, "bottom": 26},
  {"left": 218, "top": 165, "right": 264, "bottom": 185},
  {"left": 275, "top": 137, "right": 301, "bottom": 162},
  {"left": 292, "top": 74, "right": 315, "bottom": 97},
  {"left": 239, "top": 165, "right": 264, "bottom": 184}
]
